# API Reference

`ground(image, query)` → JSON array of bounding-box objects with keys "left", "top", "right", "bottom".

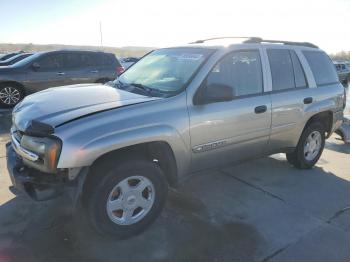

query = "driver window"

[
  {"left": 207, "top": 50, "right": 263, "bottom": 97},
  {"left": 37, "top": 54, "right": 63, "bottom": 71}
]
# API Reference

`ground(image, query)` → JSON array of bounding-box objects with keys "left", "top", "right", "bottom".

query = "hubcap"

[
  {"left": 106, "top": 176, "right": 155, "bottom": 225},
  {"left": 0, "top": 86, "right": 20, "bottom": 105},
  {"left": 304, "top": 131, "right": 322, "bottom": 161}
]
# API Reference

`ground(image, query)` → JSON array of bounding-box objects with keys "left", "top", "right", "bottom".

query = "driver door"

[
  {"left": 188, "top": 50, "right": 272, "bottom": 172},
  {"left": 25, "top": 53, "right": 67, "bottom": 92}
]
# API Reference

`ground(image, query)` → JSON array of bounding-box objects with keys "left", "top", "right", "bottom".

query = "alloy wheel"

[
  {"left": 0, "top": 86, "right": 21, "bottom": 105},
  {"left": 106, "top": 175, "right": 155, "bottom": 225}
]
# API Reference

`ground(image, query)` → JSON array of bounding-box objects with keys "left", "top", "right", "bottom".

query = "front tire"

[
  {"left": 83, "top": 158, "right": 168, "bottom": 238},
  {"left": 286, "top": 122, "right": 325, "bottom": 169},
  {"left": 0, "top": 84, "right": 24, "bottom": 107}
]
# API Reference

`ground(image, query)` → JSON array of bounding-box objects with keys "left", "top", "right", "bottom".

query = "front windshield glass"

[
  {"left": 12, "top": 53, "right": 41, "bottom": 67},
  {"left": 116, "top": 48, "right": 213, "bottom": 96}
]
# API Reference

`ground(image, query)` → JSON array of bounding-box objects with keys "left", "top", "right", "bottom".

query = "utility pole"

[{"left": 99, "top": 21, "right": 103, "bottom": 47}]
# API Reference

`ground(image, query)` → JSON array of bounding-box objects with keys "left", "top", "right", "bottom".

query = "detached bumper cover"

[
  {"left": 6, "top": 143, "right": 69, "bottom": 201},
  {"left": 337, "top": 117, "right": 350, "bottom": 143}
]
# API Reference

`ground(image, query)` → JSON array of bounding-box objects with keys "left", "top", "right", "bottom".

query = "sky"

[{"left": 0, "top": 0, "right": 349, "bottom": 53}]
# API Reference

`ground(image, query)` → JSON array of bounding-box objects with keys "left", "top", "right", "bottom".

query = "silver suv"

[{"left": 6, "top": 37, "right": 345, "bottom": 238}]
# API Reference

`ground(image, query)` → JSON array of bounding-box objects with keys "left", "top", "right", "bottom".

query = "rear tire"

[
  {"left": 83, "top": 157, "right": 168, "bottom": 238},
  {"left": 0, "top": 84, "right": 24, "bottom": 107},
  {"left": 286, "top": 122, "right": 325, "bottom": 169}
]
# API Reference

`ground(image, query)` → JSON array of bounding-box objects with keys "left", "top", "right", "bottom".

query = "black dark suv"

[{"left": 0, "top": 50, "right": 124, "bottom": 107}]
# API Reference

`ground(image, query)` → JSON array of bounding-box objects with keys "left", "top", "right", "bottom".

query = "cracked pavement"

[{"left": 1, "top": 108, "right": 350, "bottom": 262}]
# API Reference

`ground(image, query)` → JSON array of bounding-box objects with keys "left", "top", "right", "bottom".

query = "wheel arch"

[
  {"left": 304, "top": 110, "right": 333, "bottom": 138},
  {"left": 87, "top": 141, "right": 178, "bottom": 188}
]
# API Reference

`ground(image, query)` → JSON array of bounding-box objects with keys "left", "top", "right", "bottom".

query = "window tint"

[
  {"left": 62, "top": 53, "right": 81, "bottom": 69},
  {"left": 37, "top": 54, "right": 63, "bottom": 70},
  {"left": 303, "top": 51, "right": 338, "bottom": 86},
  {"left": 290, "top": 51, "right": 307, "bottom": 88},
  {"left": 206, "top": 50, "right": 263, "bottom": 97},
  {"left": 81, "top": 53, "right": 95, "bottom": 67},
  {"left": 102, "top": 54, "right": 114, "bottom": 66},
  {"left": 267, "top": 49, "right": 295, "bottom": 91}
]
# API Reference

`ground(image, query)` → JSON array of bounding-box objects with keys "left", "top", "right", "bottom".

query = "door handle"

[
  {"left": 90, "top": 70, "right": 99, "bottom": 73},
  {"left": 57, "top": 72, "right": 65, "bottom": 75},
  {"left": 303, "top": 97, "right": 313, "bottom": 104},
  {"left": 254, "top": 105, "right": 267, "bottom": 114}
]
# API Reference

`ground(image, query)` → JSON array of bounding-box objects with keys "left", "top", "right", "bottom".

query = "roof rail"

[
  {"left": 190, "top": 37, "right": 318, "bottom": 48},
  {"left": 190, "top": 36, "right": 261, "bottom": 44},
  {"left": 245, "top": 38, "right": 318, "bottom": 48}
]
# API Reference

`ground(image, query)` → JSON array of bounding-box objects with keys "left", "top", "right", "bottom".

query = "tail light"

[{"left": 116, "top": 66, "right": 125, "bottom": 75}]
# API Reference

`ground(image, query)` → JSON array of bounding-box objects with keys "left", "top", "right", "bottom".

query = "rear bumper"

[{"left": 6, "top": 143, "right": 73, "bottom": 201}]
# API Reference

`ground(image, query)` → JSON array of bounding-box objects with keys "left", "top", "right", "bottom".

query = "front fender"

[{"left": 57, "top": 125, "right": 191, "bottom": 177}]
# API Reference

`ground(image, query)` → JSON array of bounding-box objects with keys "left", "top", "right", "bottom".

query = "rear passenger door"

[
  {"left": 266, "top": 48, "right": 313, "bottom": 151},
  {"left": 189, "top": 49, "right": 272, "bottom": 172},
  {"left": 61, "top": 53, "right": 95, "bottom": 85}
]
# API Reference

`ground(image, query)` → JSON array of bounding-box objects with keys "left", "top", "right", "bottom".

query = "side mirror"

[
  {"left": 194, "top": 83, "right": 234, "bottom": 105},
  {"left": 31, "top": 62, "right": 40, "bottom": 71}
]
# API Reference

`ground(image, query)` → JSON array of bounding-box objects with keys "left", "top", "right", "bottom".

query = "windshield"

[
  {"left": 116, "top": 48, "right": 213, "bottom": 96},
  {"left": 12, "top": 52, "right": 42, "bottom": 67}
]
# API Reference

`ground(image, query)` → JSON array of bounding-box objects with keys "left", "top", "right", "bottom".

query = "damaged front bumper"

[{"left": 6, "top": 143, "right": 87, "bottom": 201}]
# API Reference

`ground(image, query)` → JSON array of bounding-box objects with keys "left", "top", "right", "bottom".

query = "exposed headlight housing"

[{"left": 20, "top": 135, "right": 62, "bottom": 173}]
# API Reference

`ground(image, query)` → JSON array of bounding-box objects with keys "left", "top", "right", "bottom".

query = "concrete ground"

[{"left": 0, "top": 108, "right": 350, "bottom": 262}]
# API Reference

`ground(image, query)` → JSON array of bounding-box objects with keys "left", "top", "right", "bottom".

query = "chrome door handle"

[
  {"left": 91, "top": 70, "right": 99, "bottom": 73},
  {"left": 57, "top": 72, "right": 65, "bottom": 75}
]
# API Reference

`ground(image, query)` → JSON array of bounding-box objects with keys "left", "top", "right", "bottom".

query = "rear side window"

[
  {"left": 267, "top": 49, "right": 295, "bottom": 91},
  {"left": 81, "top": 53, "right": 95, "bottom": 67},
  {"left": 90, "top": 53, "right": 117, "bottom": 67},
  {"left": 303, "top": 51, "right": 338, "bottom": 86},
  {"left": 62, "top": 53, "right": 81, "bottom": 69}
]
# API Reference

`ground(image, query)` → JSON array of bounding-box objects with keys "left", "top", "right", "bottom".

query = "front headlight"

[{"left": 21, "top": 135, "right": 62, "bottom": 173}]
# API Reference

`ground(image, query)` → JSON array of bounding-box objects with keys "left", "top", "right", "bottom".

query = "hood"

[{"left": 13, "top": 83, "right": 159, "bottom": 132}]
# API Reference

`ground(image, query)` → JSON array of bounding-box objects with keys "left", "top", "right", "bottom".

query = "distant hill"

[{"left": 0, "top": 43, "right": 155, "bottom": 58}]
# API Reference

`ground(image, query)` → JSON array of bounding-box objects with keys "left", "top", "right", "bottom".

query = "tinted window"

[
  {"left": 267, "top": 49, "right": 295, "bottom": 91},
  {"left": 62, "top": 53, "right": 81, "bottom": 69},
  {"left": 303, "top": 51, "right": 338, "bottom": 86},
  {"left": 102, "top": 54, "right": 114, "bottom": 66},
  {"left": 81, "top": 53, "right": 95, "bottom": 67},
  {"left": 37, "top": 54, "right": 63, "bottom": 70},
  {"left": 207, "top": 50, "right": 263, "bottom": 97},
  {"left": 290, "top": 51, "right": 307, "bottom": 88}
]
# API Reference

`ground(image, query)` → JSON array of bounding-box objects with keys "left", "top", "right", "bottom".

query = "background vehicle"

[
  {"left": 120, "top": 57, "right": 139, "bottom": 69},
  {"left": 0, "top": 52, "right": 22, "bottom": 61},
  {"left": 0, "top": 53, "right": 32, "bottom": 66},
  {"left": 7, "top": 38, "right": 344, "bottom": 238},
  {"left": 0, "top": 50, "right": 124, "bottom": 107},
  {"left": 334, "top": 61, "right": 350, "bottom": 87}
]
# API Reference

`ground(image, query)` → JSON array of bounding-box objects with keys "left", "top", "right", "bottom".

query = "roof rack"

[
  {"left": 190, "top": 37, "right": 318, "bottom": 48},
  {"left": 190, "top": 36, "right": 261, "bottom": 44}
]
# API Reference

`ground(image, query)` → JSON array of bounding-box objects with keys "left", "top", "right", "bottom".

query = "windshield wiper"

[
  {"left": 130, "top": 83, "right": 152, "bottom": 93},
  {"left": 113, "top": 81, "right": 165, "bottom": 97}
]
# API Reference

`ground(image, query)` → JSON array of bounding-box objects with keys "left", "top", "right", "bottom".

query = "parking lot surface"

[{"left": 0, "top": 108, "right": 350, "bottom": 262}]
